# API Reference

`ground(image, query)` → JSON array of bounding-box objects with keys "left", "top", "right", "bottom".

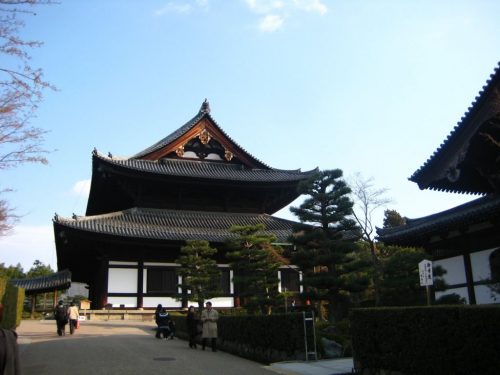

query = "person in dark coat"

[
  {"left": 54, "top": 300, "right": 68, "bottom": 336},
  {"left": 186, "top": 306, "right": 199, "bottom": 349},
  {"left": 155, "top": 308, "right": 173, "bottom": 339}
]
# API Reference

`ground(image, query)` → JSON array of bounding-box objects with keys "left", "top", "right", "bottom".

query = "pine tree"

[
  {"left": 290, "top": 169, "right": 368, "bottom": 322},
  {"left": 175, "top": 240, "right": 221, "bottom": 309},
  {"left": 382, "top": 209, "right": 406, "bottom": 228},
  {"left": 226, "top": 224, "right": 286, "bottom": 314}
]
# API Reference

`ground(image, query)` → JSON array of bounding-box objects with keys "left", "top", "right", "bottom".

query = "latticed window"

[
  {"left": 281, "top": 268, "right": 300, "bottom": 292},
  {"left": 147, "top": 268, "right": 177, "bottom": 293}
]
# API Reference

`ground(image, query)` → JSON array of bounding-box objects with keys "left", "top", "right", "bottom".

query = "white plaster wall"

[
  {"left": 143, "top": 297, "right": 182, "bottom": 308},
  {"left": 202, "top": 297, "right": 234, "bottom": 308},
  {"left": 474, "top": 285, "right": 500, "bottom": 305},
  {"left": 107, "top": 297, "right": 137, "bottom": 308},
  {"left": 470, "top": 248, "right": 498, "bottom": 282},
  {"left": 435, "top": 287, "right": 469, "bottom": 304},
  {"left": 434, "top": 256, "right": 466, "bottom": 286},
  {"left": 108, "top": 268, "right": 138, "bottom": 293}
]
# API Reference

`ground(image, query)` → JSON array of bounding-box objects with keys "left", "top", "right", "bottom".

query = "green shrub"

[
  {"left": 171, "top": 312, "right": 305, "bottom": 363},
  {"left": 351, "top": 306, "right": 500, "bottom": 375},
  {"left": 0, "top": 283, "right": 25, "bottom": 329}
]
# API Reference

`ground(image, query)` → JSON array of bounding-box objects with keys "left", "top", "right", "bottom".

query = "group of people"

[
  {"left": 155, "top": 301, "right": 219, "bottom": 352},
  {"left": 54, "top": 300, "right": 80, "bottom": 336}
]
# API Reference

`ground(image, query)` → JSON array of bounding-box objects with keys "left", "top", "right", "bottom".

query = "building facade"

[{"left": 53, "top": 101, "right": 316, "bottom": 309}]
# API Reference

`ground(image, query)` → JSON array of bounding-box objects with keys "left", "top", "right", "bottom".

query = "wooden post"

[
  {"left": 426, "top": 285, "right": 431, "bottom": 306},
  {"left": 31, "top": 295, "right": 36, "bottom": 319}
]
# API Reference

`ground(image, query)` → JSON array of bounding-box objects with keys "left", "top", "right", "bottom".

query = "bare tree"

[
  {"left": 349, "top": 173, "right": 391, "bottom": 306},
  {"left": 0, "top": 0, "right": 54, "bottom": 234}
]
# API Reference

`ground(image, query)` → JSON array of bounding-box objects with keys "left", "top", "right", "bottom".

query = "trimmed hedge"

[
  {"left": 350, "top": 306, "right": 500, "bottom": 375},
  {"left": 171, "top": 312, "right": 306, "bottom": 363},
  {"left": 0, "top": 277, "right": 25, "bottom": 329}
]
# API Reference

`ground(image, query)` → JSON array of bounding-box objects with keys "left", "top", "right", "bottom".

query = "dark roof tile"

[
  {"left": 96, "top": 152, "right": 317, "bottom": 183},
  {"left": 54, "top": 208, "right": 298, "bottom": 243}
]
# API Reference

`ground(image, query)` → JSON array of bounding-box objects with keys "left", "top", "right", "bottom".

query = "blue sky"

[{"left": 1, "top": 0, "right": 499, "bottom": 271}]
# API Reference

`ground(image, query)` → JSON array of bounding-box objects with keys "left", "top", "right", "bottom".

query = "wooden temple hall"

[{"left": 53, "top": 100, "right": 316, "bottom": 310}]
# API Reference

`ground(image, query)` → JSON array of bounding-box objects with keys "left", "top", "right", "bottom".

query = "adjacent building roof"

[
  {"left": 94, "top": 151, "right": 317, "bottom": 183},
  {"left": 10, "top": 270, "right": 72, "bottom": 295},
  {"left": 409, "top": 62, "right": 500, "bottom": 194},
  {"left": 377, "top": 194, "right": 500, "bottom": 246},
  {"left": 54, "top": 208, "right": 298, "bottom": 243}
]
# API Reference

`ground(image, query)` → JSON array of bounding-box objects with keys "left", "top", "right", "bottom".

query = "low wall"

[{"left": 83, "top": 310, "right": 154, "bottom": 321}]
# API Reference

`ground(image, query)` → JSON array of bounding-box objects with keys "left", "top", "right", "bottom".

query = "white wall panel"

[
  {"left": 435, "top": 256, "right": 466, "bottom": 285},
  {"left": 143, "top": 297, "right": 182, "bottom": 308},
  {"left": 474, "top": 285, "right": 500, "bottom": 305},
  {"left": 435, "top": 287, "right": 469, "bottom": 304},
  {"left": 108, "top": 268, "right": 138, "bottom": 293},
  {"left": 470, "top": 248, "right": 498, "bottom": 282}
]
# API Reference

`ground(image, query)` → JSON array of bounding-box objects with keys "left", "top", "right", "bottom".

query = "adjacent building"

[{"left": 378, "top": 63, "right": 500, "bottom": 304}]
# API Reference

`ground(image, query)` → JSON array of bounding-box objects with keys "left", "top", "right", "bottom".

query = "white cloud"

[
  {"left": 245, "top": 0, "right": 285, "bottom": 14},
  {"left": 293, "top": 0, "right": 327, "bottom": 15},
  {"left": 154, "top": 0, "right": 209, "bottom": 16},
  {"left": 0, "top": 225, "right": 56, "bottom": 271},
  {"left": 155, "top": 2, "right": 194, "bottom": 16},
  {"left": 72, "top": 179, "right": 91, "bottom": 199},
  {"left": 259, "top": 14, "right": 285, "bottom": 32},
  {"left": 245, "top": 0, "right": 327, "bottom": 32}
]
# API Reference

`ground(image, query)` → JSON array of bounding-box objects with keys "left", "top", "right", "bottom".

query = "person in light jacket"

[
  {"left": 68, "top": 301, "right": 79, "bottom": 334},
  {"left": 201, "top": 301, "right": 218, "bottom": 352}
]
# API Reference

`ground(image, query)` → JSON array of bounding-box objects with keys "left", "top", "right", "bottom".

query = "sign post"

[{"left": 419, "top": 259, "right": 433, "bottom": 305}]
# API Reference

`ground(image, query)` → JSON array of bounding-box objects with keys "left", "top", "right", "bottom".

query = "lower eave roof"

[
  {"left": 95, "top": 152, "right": 318, "bottom": 183},
  {"left": 377, "top": 194, "right": 500, "bottom": 245},
  {"left": 54, "top": 208, "right": 297, "bottom": 243},
  {"left": 10, "top": 270, "right": 72, "bottom": 295}
]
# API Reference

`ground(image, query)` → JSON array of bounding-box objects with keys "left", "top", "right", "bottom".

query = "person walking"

[
  {"left": 201, "top": 301, "right": 218, "bottom": 352},
  {"left": 54, "top": 300, "right": 68, "bottom": 337},
  {"left": 68, "top": 301, "right": 79, "bottom": 335},
  {"left": 186, "top": 306, "right": 199, "bottom": 349}
]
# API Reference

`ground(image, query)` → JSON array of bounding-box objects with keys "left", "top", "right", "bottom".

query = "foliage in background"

[
  {"left": 0, "top": 0, "right": 55, "bottom": 235},
  {"left": 290, "top": 169, "right": 369, "bottom": 322},
  {"left": 349, "top": 173, "right": 391, "bottom": 306},
  {"left": 175, "top": 239, "right": 221, "bottom": 309},
  {"left": 382, "top": 209, "right": 406, "bottom": 228},
  {"left": 226, "top": 224, "right": 285, "bottom": 314}
]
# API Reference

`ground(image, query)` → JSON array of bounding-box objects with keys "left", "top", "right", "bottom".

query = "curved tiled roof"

[
  {"left": 409, "top": 62, "right": 500, "bottom": 193},
  {"left": 10, "top": 270, "right": 72, "bottom": 295},
  {"left": 95, "top": 152, "right": 318, "bottom": 183},
  {"left": 377, "top": 194, "right": 500, "bottom": 245},
  {"left": 131, "top": 101, "right": 270, "bottom": 169},
  {"left": 54, "top": 208, "right": 297, "bottom": 243}
]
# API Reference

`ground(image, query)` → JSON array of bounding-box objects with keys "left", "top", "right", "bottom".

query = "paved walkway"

[{"left": 16, "top": 319, "right": 354, "bottom": 375}]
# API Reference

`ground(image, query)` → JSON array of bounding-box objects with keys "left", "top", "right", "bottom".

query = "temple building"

[
  {"left": 53, "top": 101, "right": 316, "bottom": 309},
  {"left": 378, "top": 63, "right": 500, "bottom": 304}
]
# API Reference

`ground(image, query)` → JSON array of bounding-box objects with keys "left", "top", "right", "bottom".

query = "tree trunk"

[{"left": 369, "top": 240, "right": 382, "bottom": 306}]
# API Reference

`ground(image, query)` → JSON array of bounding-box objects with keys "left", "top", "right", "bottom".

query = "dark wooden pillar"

[
  {"left": 463, "top": 251, "right": 477, "bottom": 305},
  {"left": 137, "top": 261, "right": 144, "bottom": 309}
]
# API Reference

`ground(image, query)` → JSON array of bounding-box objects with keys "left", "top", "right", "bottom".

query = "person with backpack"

[{"left": 54, "top": 300, "right": 68, "bottom": 336}]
